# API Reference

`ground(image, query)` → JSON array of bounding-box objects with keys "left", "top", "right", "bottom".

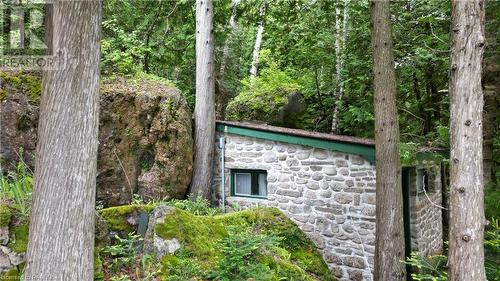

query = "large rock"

[
  {"left": 0, "top": 72, "right": 193, "bottom": 206},
  {"left": 97, "top": 77, "right": 193, "bottom": 205}
]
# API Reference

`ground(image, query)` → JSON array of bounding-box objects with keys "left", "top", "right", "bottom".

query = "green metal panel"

[{"left": 217, "top": 124, "right": 376, "bottom": 163}]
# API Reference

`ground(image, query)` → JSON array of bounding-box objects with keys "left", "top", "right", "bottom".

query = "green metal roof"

[{"left": 216, "top": 121, "right": 376, "bottom": 163}]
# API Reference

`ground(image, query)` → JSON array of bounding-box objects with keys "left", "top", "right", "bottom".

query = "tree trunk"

[
  {"left": 370, "top": 0, "right": 406, "bottom": 280},
  {"left": 448, "top": 0, "right": 486, "bottom": 280},
  {"left": 190, "top": 0, "right": 215, "bottom": 200},
  {"left": 331, "top": 0, "right": 350, "bottom": 134},
  {"left": 220, "top": 0, "right": 239, "bottom": 77},
  {"left": 17, "top": 0, "right": 25, "bottom": 49},
  {"left": 24, "top": 1, "right": 101, "bottom": 280},
  {"left": 249, "top": 1, "right": 267, "bottom": 79}
]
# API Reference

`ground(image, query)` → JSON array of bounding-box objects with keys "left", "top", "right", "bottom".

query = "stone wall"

[
  {"left": 212, "top": 132, "right": 446, "bottom": 280},
  {"left": 212, "top": 133, "right": 377, "bottom": 280},
  {"left": 408, "top": 164, "right": 444, "bottom": 256}
]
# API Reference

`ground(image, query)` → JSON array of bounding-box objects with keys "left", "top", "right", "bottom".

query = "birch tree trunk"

[
  {"left": 190, "top": 0, "right": 215, "bottom": 200},
  {"left": 24, "top": 1, "right": 101, "bottom": 280},
  {"left": 448, "top": 0, "right": 486, "bottom": 279},
  {"left": 331, "top": 0, "right": 349, "bottom": 134},
  {"left": 249, "top": 1, "right": 267, "bottom": 79},
  {"left": 17, "top": 0, "right": 25, "bottom": 49},
  {"left": 220, "top": 0, "right": 239, "bottom": 76},
  {"left": 216, "top": 0, "right": 240, "bottom": 119},
  {"left": 370, "top": 0, "right": 406, "bottom": 280}
]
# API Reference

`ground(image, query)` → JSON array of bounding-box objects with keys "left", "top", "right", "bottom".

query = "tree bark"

[
  {"left": 24, "top": 1, "right": 101, "bottom": 280},
  {"left": 370, "top": 0, "right": 406, "bottom": 280},
  {"left": 190, "top": 0, "right": 215, "bottom": 200},
  {"left": 331, "top": 0, "right": 350, "bottom": 134},
  {"left": 249, "top": 0, "right": 267, "bottom": 79},
  {"left": 448, "top": 0, "right": 486, "bottom": 280}
]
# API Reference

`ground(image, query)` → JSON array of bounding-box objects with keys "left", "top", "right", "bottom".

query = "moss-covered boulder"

[
  {"left": 144, "top": 206, "right": 335, "bottom": 281},
  {"left": 0, "top": 72, "right": 193, "bottom": 206},
  {"left": 98, "top": 204, "right": 155, "bottom": 236},
  {"left": 98, "top": 77, "right": 193, "bottom": 206}
]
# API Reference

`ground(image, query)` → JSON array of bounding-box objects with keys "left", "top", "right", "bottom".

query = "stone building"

[{"left": 212, "top": 121, "right": 447, "bottom": 280}]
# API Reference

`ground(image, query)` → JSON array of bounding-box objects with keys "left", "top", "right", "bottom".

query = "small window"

[
  {"left": 231, "top": 169, "right": 267, "bottom": 198},
  {"left": 417, "top": 168, "right": 430, "bottom": 194}
]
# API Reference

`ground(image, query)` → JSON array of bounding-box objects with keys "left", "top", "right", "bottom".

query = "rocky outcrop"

[
  {"left": 0, "top": 72, "right": 193, "bottom": 206},
  {"left": 98, "top": 77, "right": 193, "bottom": 206}
]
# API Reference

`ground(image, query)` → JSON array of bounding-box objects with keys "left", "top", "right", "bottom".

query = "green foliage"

[
  {"left": 485, "top": 187, "right": 500, "bottom": 221},
  {"left": 103, "top": 233, "right": 142, "bottom": 273},
  {"left": 0, "top": 157, "right": 33, "bottom": 219},
  {"left": 166, "top": 196, "right": 223, "bottom": 216},
  {"left": 485, "top": 218, "right": 500, "bottom": 281},
  {"left": 140, "top": 254, "right": 162, "bottom": 281},
  {"left": 160, "top": 252, "right": 203, "bottom": 281},
  {"left": 403, "top": 252, "right": 448, "bottom": 281},
  {"left": 101, "top": 19, "right": 148, "bottom": 75},
  {"left": 99, "top": 232, "right": 161, "bottom": 280},
  {"left": 227, "top": 60, "right": 304, "bottom": 126},
  {"left": 99, "top": 0, "right": 461, "bottom": 146},
  {"left": 400, "top": 142, "right": 419, "bottom": 166},
  {"left": 209, "top": 229, "right": 278, "bottom": 281}
]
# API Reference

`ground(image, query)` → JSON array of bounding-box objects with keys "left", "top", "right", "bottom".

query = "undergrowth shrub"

[
  {"left": 100, "top": 232, "right": 161, "bottom": 280},
  {"left": 485, "top": 218, "right": 500, "bottom": 280},
  {"left": 166, "top": 196, "right": 222, "bottom": 216},
  {"left": 404, "top": 253, "right": 448, "bottom": 281},
  {"left": 102, "top": 233, "right": 142, "bottom": 273},
  {"left": 161, "top": 251, "right": 203, "bottom": 281},
  {"left": 0, "top": 157, "right": 32, "bottom": 218},
  {"left": 209, "top": 228, "right": 280, "bottom": 281}
]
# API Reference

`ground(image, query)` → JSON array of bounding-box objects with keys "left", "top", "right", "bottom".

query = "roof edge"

[
  {"left": 216, "top": 120, "right": 375, "bottom": 147},
  {"left": 216, "top": 120, "right": 376, "bottom": 163}
]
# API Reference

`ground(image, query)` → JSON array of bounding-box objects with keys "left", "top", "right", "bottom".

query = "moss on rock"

[
  {"left": 10, "top": 222, "right": 29, "bottom": 253},
  {"left": 155, "top": 208, "right": 227, "bottom": 266},
  {"left": 153, "top": 207, "right": 334, "bottom": 281},
  {"left": 0, "top": 71, "right": 42, "bottom": 104},
  {"left": 0, "top": 266, "right": 22, "bottom": 280},
  {"left": 98, "top": 204, "right": 155, "bottom": 232},
  {"left": 0, "top": 204, "right": 12, "bottom": 227}
]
